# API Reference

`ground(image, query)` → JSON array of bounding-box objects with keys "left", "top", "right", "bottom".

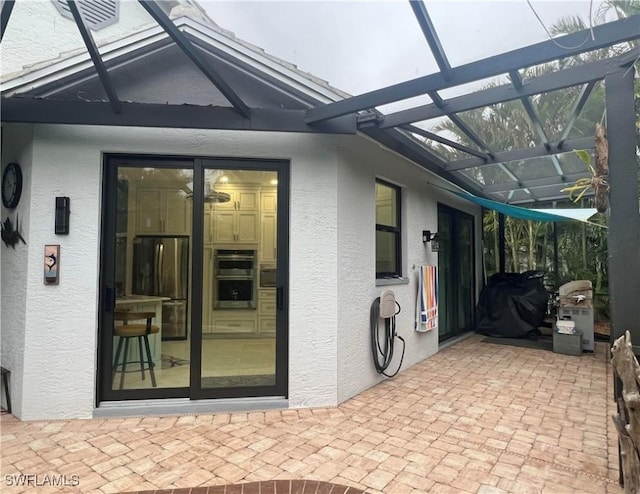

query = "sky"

[{"left": 198, "top": 0, "right": 608, "bottom": 108}]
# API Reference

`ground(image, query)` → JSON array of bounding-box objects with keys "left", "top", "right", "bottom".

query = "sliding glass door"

[
  {"left": 192, "top": 161, "right": 288, "bottom": 399},
  {"left": 438, "top": 205, "right": 475, "bottom": 342},
  {"left": 98, "top": 156, "right": 288, "bottom": 402}
]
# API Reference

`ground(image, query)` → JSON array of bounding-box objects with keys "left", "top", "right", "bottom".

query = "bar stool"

[{"left": 113, "top": 311, "right": 159, "bottom": 390}]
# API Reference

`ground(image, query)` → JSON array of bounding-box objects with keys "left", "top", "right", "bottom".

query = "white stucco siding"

[
  {"left": 4, "top": 123, "right": 481, "bottom": 420},
  {"left": 1, "top": 0, "right": 157, "bottom": 77},
  {"left": 335, "top": 139, "right": 381, "bottom": 403},
  {"left": 287, "top": 142, "right": 339, "bottom": 408},
  {"left": 335, "top": 136, "right": 482, "bottom": 403},
  {"left": 11, "top": 124, "right": 340, "bottom": 419},
  {"left": 19, "top": 125, "right": 103, "bottom": 420},
  {"left": 0, "top": 124, "right": 34, "bottom": 418}
]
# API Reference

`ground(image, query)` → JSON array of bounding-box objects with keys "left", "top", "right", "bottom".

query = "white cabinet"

[
  {"left": 136, "top": 188, "right": 191, "bottom": 235},
  {"left": 213, "top": 210, "right": 259, "bottom": 244},
  {"left": 213, "top": 188, "right": 259, "bottom": 211},
  {"left": 260, "top": 189, "right": 277, "bottom": 262},
  {"left": 260, "top": 214, "right": 277, "bottom": 262},
  {"left": 210, "top": 310, "right": 257, "bottom": 333},
  {"left": 261, "top": 190, "right": 277, "bottom": 213},
  {"left": 258, "top": 289, "right": 276, "bottom": 334},
  {"left": 211, "top": 188, "right": 259, "bottom": 244}
]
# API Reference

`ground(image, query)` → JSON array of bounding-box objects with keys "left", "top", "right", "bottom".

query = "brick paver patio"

[{"left": 0, "top": 334, "right": 622, "bottom": 493}]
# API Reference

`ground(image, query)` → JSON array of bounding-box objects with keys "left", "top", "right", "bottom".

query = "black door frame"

[
  {"left": 192, "top": 158, "right": 289, "bottom": 400},
  {"left": 437, "top": 203, "right": 476, "bottom": 342},
  {"left": 97, "top": 154, "right": 289, "bottom": 404}
]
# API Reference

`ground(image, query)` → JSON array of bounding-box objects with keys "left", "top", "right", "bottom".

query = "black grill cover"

[{"left": 476, "top": 271, "right": 549, "bottom": 338}]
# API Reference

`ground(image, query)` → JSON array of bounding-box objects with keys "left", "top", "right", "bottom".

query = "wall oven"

[{"left": 214, "top": 249, "right": 256, "bottom": 309}]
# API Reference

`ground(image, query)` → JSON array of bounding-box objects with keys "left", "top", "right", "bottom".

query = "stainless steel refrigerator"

[{"left": 132, "top": 236, "right": 189, "bottom": 340}]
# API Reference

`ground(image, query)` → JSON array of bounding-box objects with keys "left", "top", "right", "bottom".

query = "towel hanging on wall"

[{"left": 415, "top": 264, "right": 438, "bottom": 332}]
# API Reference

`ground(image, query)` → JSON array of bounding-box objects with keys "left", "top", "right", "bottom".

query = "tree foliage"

[{"left": 440, "top": 1, "right": 640, "bottom": 321}]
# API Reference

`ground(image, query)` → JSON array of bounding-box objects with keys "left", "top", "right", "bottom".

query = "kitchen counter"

[
  {"left": 114, "top": 296, "right": 170, "bottom": 362},
  {"left": 115, "top": 295, "right": 171, "bottom": 305}
]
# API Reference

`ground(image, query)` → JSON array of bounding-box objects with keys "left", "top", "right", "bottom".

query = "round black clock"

[{"left": 2, "top": 162, "right": 23, "bottom": 209}]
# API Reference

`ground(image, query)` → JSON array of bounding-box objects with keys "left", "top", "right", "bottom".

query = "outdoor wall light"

[
  {"left": 422, "top": 230, "right": 440, "bottom": 252},
  {"left": 55, "top": 197, "right": 70, "bottom": 235}
]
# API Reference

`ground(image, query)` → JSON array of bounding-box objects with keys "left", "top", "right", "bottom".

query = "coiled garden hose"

[{"left": 370, "top": 297, "right": 405, "bottom": 378}]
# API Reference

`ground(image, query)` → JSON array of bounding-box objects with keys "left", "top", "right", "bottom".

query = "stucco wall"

[
  {"left": 4, "top": 123, "right": 481, "bottom": 420},
  {"left": 287, "top": 141, "right": 340, "bottom": 408},
  {"left": 0, "top": 125, "right": 34, "bottom": 417},
  {"left": 1, "top": 0, "right": 158, "bottom": 77},
  {"left": 9, "top": 124, "right": 341, "bottom": 419},
  {"left": 335, "top": 136, "right": 482, "bottom": 403},
  {"left": 18, "top": 126, "right": 103, "bottom": 420}
]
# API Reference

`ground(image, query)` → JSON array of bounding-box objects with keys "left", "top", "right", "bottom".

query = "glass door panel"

[
  {"left": 438, "top": 205, "right": 475, "bottom": 342},
  {"left": 457, "top": 216, "right": 474, "bottom": 332},
  {"left": 109, "top": 165, "right": 193, "bottom": 392},
  {"left": 438, "top": 211, "right": 453, "bottom": 341},
  {"left": 200, "top": 168, "right": 277, "bottom": 390},
  {"left": 99, "top": 156, "right": 288, "bottom": 403}
]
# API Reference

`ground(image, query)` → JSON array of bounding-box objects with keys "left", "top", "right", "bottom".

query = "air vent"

[{"left": 52, "top": 0, "right": 120, "bottom": 31}]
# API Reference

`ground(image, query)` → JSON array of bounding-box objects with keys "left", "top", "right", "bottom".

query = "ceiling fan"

[{"left": 186, "top": 181, "right": 231, "bottom": 203}]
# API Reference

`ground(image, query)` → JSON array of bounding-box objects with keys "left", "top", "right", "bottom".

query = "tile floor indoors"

[
  {"left": 117, "top": 338, "right": 276, "bottom": 390},
  {"left": 0, "top": 334, "right": 622, "bottom": 494}
]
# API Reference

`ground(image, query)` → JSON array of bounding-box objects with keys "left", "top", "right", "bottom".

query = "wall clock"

[{"left": 2, "top": 162, "right": 23, "bottom": 209}]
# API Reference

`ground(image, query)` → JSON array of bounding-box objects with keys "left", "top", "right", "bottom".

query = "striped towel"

[{"left": 415, "top": 265, "right": 438, "bottom": 332}]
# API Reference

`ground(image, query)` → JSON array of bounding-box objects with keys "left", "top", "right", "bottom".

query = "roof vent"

[{"left": 52, "top": 0, "right": 120, "bottom": 31}]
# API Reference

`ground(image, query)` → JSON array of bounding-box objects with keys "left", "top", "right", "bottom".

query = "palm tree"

[
  {"left": 599, "top": 1, "right": 640, "bottom": 19},
  {"left": 551, "top": 1, "right": 640, "bottom": 147},
  {"left": 427, "top": 7, "right": 629, "bottom": 298}
]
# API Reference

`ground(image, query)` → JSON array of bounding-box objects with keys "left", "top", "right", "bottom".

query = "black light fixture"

[
  {"left": 422, "top": 230, "right": 440, "bottom": 252},
  {"left": 55, "top": 197, "right": 70, "bottom": 234}
]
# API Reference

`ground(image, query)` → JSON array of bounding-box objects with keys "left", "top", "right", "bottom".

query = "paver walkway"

[{"left": 0, "top": 334, "right": 622, "bottom": 493}]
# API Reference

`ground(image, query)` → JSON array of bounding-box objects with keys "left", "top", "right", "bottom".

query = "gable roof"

[
  {"left": 2, "top": 2, "right": 638, "bottom": 203},
  {"left": 1, "top": 10, "right": 482, "bottom": 194},
  {"left": 2, "top": 15, "right": 349, "bottom": 107}
]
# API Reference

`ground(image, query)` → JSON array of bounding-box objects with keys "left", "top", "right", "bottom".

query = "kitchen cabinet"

[
  {"left": 261, "top": 189, "right": 277, "bottom": 213},
  {"left": 136, "top": 188, "right": 191, "bottom": 235},
  {"left": 260, "top": 188, "right": 277, "bottom": 262},
  {"left": 210, "top": 310, "right": 257, "bottom": 333},
  {"left": 213, "top": 210, "right": 259, "bottom": 244},
  {"left": 212, "top": 187, "right": 259, "bottom": 212},
  {"left": 258, "top": 289, "right": 276, "bottom": 334},
  {"left": 208, "top": 187, "right": 259, "bottom": 244},
  {"left": 258, "top": 317, "right": 276, "bottom": 333},
  {"left": 260, "top": 214, "right": 277, "bottom": 262},
  {"left": 204, "top": 203, "right": 258, "bottom": 245}
]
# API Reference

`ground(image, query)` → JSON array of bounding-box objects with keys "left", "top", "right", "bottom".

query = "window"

[{"left": 375, "top": 179, "right": 401, "bottom": 278}]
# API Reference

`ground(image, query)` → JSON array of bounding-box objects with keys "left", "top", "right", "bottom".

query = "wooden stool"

[{"left": 113, "top": 311, "right": 159, "bottom": 390}]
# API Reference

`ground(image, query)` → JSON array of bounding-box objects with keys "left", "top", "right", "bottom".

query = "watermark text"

[{"left": 5, "top": 473, "right": 80, "bottom": 488}]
